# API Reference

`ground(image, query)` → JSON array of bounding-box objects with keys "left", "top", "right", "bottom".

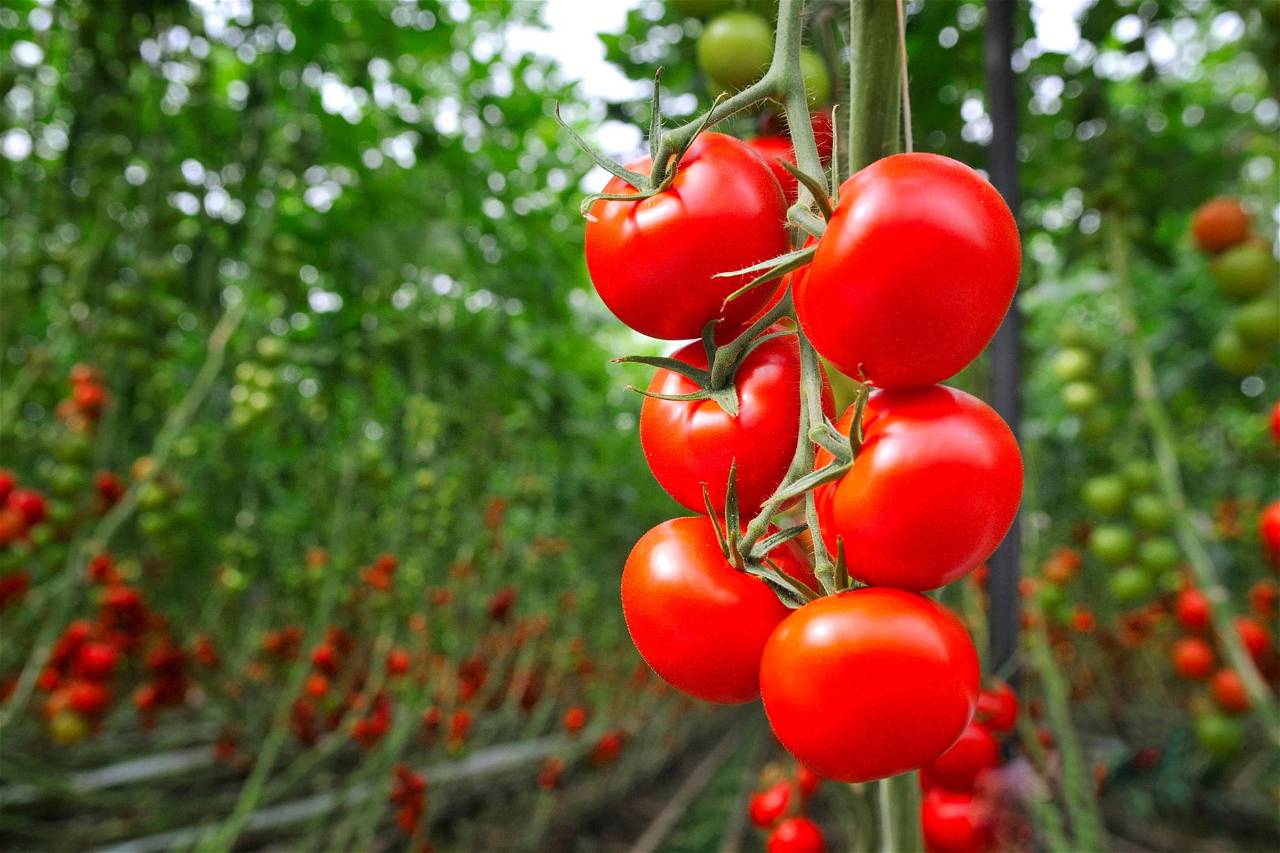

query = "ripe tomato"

[
  {"left": 797, "top": 153, "right": 1019, "bottom": 388},
  {"left": 1261, "top": 500, "right": 1280, "bottom": 567},
  {"left": 73, "top": 642, "right": 119, "bottom": 681},
  {"left": 7, "top": 489, "right": 47, "bottom": 525},
  {"left": 1190, "top": 197, "right": 1250, "bottom": 253},
  {"left": 749, "top": 780, "right": 793, "bottom": 828},
  {"left": 562, "top": 705, "right": 587, "bottom": 734},
  {"left": 697, "top": 11, "right": 773, "bottom": 93},
  {"left": 585, "top": 133, "right": 788, "bottom": 340},
  {"left": 1235, "top": 617, "right": 1272, "bottom": 664},
  {"left": 1270, "top": 400, "right": 1280, "bottom": 445},
  {"left": 921, "top": 789, "right": 995, "bottom": 853},
  {"left": 759, "top": 588, "right": 979, "bottom": 782},
  {"left": 795, "top": 765, "right": 821, "bottom": 798},
  {"left": 974, "top": 681, "right": 1018, "bottom": 732},
  {"left": 1174, "top": 588, "right": 1210, "bottom": 633},
  {"left": 748, "top": 135, "right": 799, "bottom": 201},
  {"left": 921, "top": 721, "right": 1000, "bottom": 791},
  {"left": 641, "top": 330, "right": 834, "bottom": 516},
  {"left": 1209, "top": 669, "right": 1250, "bottom": 714},
  {"left": 758, "top": 112, "right": 834, "bottom": 162},
  {"left": 622, "top": 516, "right": 809, "bottom": 704},
  {"left": 1249, "top": 579, "right": 1277, "bottom": 620},
  {"left": 1171, "top": 636, "right": 1214, "bottom": 681},
  {"left": 767, "top": 817, "right": 825, "bottom": 853},
  {"left": 813, "top": 386, "right": 1022, "bottom": 591}
]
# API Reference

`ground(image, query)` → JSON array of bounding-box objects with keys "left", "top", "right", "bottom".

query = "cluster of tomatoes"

[
  {"left": 919, "top": 681, "right": 1020, "bottom": 853},
  {"left": 583, "top": 57, "right": 1024, "bottom": 785},
  {"left": 1188, "top": 197, "right": 1279, "bottom": 376},
  {"left": 228, "top": 336, "right": 287, "bottom": 432},
  {"left": 747, "top": 762, "right": 824, "bottom": 853}
]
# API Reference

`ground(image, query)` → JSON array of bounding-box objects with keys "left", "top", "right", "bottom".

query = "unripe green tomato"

[
  {"left": 52, "top": 432, "right": 93, "bottom": 464},
  {"left": 1138, "top": 536, "right": 1179, "bottom": 574},
  {"left": 1037, "top": 582, "right": 1066, "bottom": 616},
  {"left": 1210, "top": 244, "right": 1276, "bottom": 300},
  {"left": 137, "top": 482, "right": 169, "bottom": 511},
  {"left": 799, "top": 47, "right": 830, "bottom": 107},
  {"left": 1109, "top": 565, "right": 1151, "bottom": 603},
  {"left": 27, "top": 523, "right": 53, "bottom": 548},
  {"left": 1080, "top": 409, "right": 1114, "bottom": 438},
  {"left": 138, "top": 510, "right": 171, "bottom": 537},
  {"left": 1056, "top": 321, "right": 1094, "bottom": 349},
  {"left": 1051, "top": 347, "right": 1094, "bottom": 383},
  {"left": 252, "top": 367, "right": 276, "bottom": 391},
  {"left": 50, "top": 465, "right": 87, "bottom": 498},
  {"left": 1121, "top": 460, "right": 1157, "bottom": 491},
  {"left": 1089, "top": 524, "right": 1135, "bottom": 565},
  {"left": 1082, "top": 474, "right": 1128, "bottom": 517},
  {"left": 1130, "top": 493, "right": 1171, "bottom": 531},
  {"left": 1212, "top": 329, "right": 1267, "bottom": 376},
  {"left": 49, "top": 710, "right": 89, "bottom": 744},
  {"left": 697, "top": 11, "right": 773, "bottom": 93},
  {"left": 247, "top": 391, "right": 273, "bottom": 415},
  {"left": 1195, "top": 713, "right": 1244, "bottom": 757},
  {"left": 256, "top": 336, "right": 287, "bottom": 364},
  {"left": 1231, "top": 297, "right": 1279, "bottom": 348},
  {"left": 1062, "top": 380, "right": 1101, "bottom": 412},
  {"left": 1157, "top": 569, "right": 1181, "bottom": 594},
  {"left": 106, "top": 281, "right": 142, "bottom": 311},
  {"left": 47, "top": 501, "right": 75, "bottom": 526},
  {"left": 234, "top": 362, "right": 257, "bottom": 384}
]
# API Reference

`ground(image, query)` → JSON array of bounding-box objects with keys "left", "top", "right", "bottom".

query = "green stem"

[
  {"left": 1104, "top": 216, "right": 1280, "bottom": 747},
  {"left": 877, "top": 773, "right": 922, "bottom": 853},
  {"left": 847, "top": 0, "right": 902, "bottom": 172}
]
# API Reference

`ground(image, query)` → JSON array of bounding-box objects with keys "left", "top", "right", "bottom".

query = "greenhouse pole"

[{"left": 983, "top": 0, "right": 1023, "bottom": 679}]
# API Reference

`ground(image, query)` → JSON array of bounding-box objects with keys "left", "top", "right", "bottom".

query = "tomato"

[
  {"left": 7, "top": 488, "right": 47, "bottom": 525},
  {"left": 1138, "top": 537, "right": 1180, "bottom": 574},
  {"left": 1081, "top": 475, "right": 1127, "bottom": 517},
  {"left": 1209, "top": 669, "right": 1250, "bottom": 714},
  {"left": 1249, "top": 579, "right": 1277, "bottom": 620},
  {"left": 1232, "top": 299, "right": 1280, "bottom": 348},
  {"left": 795, "top": 765, "right": 821, "bottom": 798},
  {"left": 49, "top": 709, "right": 89, "bottom": 744},
  {"left": 1194, "top": 713, "right": 1244, "bottom": 757},
  {"left": 585, "top": 132, "right": 789, "bottom": 340},
  {"left": 1108, "top": 566, "right": 1151, "bottom": 603},
  {"left": 1171, "top": 637, "right": 1214, "bottom": 680},
  {"left": 1050, "top": 347, "right": 1094, "bottom": 382},
  {"left": 798, "top": 47, "right": 830, "bottom": 107},
  {"left": 697, "top": 11, "right": 773, "bottom": 93},
  {"left": 759, "top": 588, "right": 979, "bottom": 782},
  {"left": 1061, "top": 380, "right": 1101, "bottom": 412},
  {"left": 1270, "top": 400, "right": 1280, "bottom": 445},
  {"left": 67, "top": 680, "right": 111, "bottom": 717},
  {"left": 1088, "top": 524, "right": 1135, "bottom": 566},
  {"left": 920, "top": 789, "right": 995, "bottom": 853},
  {"left": 1211, "top": 244, "right": 1276, "bottom": 300},
  {"left": 1122, "top": 461, "right": 1158, "bottom": 490},
  {"left": 622, "top": 516, "right": 808, "bottom": 704},
  {"left": 1131, "top": 493, "right": 1171, "bottom": 532},
  {"left": 1191, "top": 197, "right": 1250, "bottom": 253},
  {"left": 921, "top": 722, "right": 1000, "bottom": 791},
  {"left": 813, "top": 386, "right": 1021, "bottom": 591},
  {"left": 73, "top": 643, "right": 119, "bottom": 681},
  {"left": 748, "top": 135, "right": 799, "bottom": 202},
  {"left": 562, "top": 705, "right": 587, "bottom": 734},
  {"left": 1175, "top": 588, "right": 1210, "bottom": 632},
  {"left": 974, "top": 681, "right": 1018, "bottom": 733},
  {"left": 766, "top": 817, "right": 825, "bottom": 853},
  {"left": 749, "top": 779, "right": 793, "bottom": 828},
  {"left": 0, "top": 470, "right": 14, "bottom": 505},
  {"left": 1235, "top": 616, "right": 1272, "bottom": 664},
  {"left": 1261, "top": 500, "right": 1280, "bottom": 567},
  {"left": 797, "top": 153, "right": 1019, "bottom": 388},
  {"left": 757, "top": 112, "right": 834, "bottom": 162},
  {"left": 1212, "top": 329, "right": 1268, "bottom": 376},
  {"left": 640, "top": 330, "right": 834, "bottom": 515}
]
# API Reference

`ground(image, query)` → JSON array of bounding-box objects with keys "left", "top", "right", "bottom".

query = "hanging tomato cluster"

[
  {"left": 581, "top": 83, "right": 1022, "bottom": 784},
  {"left": 747, "top": 762, "right": 825, "bottom": 853}
]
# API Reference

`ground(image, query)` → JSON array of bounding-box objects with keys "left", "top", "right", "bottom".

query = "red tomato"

[
  {"left": 748, "top": 135, "right": 798, "bottom": 201},
  {"left": 67, "top": 680, "right": 111, "bottom": 718},
  {"left": 1190, "top": 197, "right": 1250, "bottom": 253},
  {"left": 640, "top": 329, "right": 834, "bottom": 516},
  {"left": 1261, "top": 500, "right": 1280, "bottom": 567},
  {"left": 0, "top": 470, "right": 14, "bottom": 505},
  {"left": 749, "top": 779, "right": 793, "bottom": 828},
  {"left": 1270, "top": 401, "right": 1280, "bottom": 445},
  {"left": 813, "top": 386, "right": 1022, "bottom": 591},
  {"left": 7, "top": 489, "right": 47, "bottom": 526},
  {"left": 758, "top": 111, "right": 834, "bottom": 162},
  {"left": 1235, "top": 617, "right": 1272, "bottom": 664},
  {"left": 921, "top": 789, "right": 995, "bottom": 853},
  {"left": 73, "top": 643, "right": 120, "bottom": 682},
  {"left": 1171, "top": 636, "right": 1214, "bottom": 681},
  {"left": 921, "top": 722, "right": 1000, "bottom": 791},
  {"left": 766, "top": 816, "right": 825, "bottom": 853},
  {"left": 795, "top": 765, "right": 821, "bottom": 798},
  {"left": 585, "top": 132, "right": 789, "bottom": 340},
  {"left": 974, "top": 681, "right": 1018, "bottom": 732},
  {"left": 759, "top": 588, "right": 979, "bottom": 782},
  {"left": 797, "top": 153, "right": 1019, "bottom": 388},
  {"left": 1249, "top": 579, "right": 1277, "bottom": 620},
  {"left": 1174, "top": 588, "right": 1210, "bottom": 633},
  {"left": 1209, "top": 669, "right": 1250, "bottom": 714},
  {"left": 622, "top": 517, "right": 797, "bottom": 704},
  {"left": 562, "top": 705, "right": 587, "bottom": 734}
]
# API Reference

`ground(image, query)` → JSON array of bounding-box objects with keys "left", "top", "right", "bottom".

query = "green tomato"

[
  {"left": 1109, "top": 565, "right": 1152, "bottom": 603},
  {"left": 1194, "top": 714, "right": 1244, "bottom": 758},
  {"left": 1138, "top": 536, "right": 1179, "bottom": 574},
  {"left": 52, "top": 432, "right": 93, "bottom": 464},
  {"left": 1061, "top": 380, "right": 1101, "bottom": 413},
  {"left": 1080, "top": 409, "right": 1115, "bottom": 438},
  {"left": 1210, "top": 244, "right": 1276, "bottom": 300},
  {"left": 1212, "top": 329, "right": 1268, "bottom": 376},
  {"left": 1231, "top": 297, "right": 1279, "bottom": 348},
  {"left": 1055, "top": 321, "right": 1095, "bottom": 349},
  {"left": 1051, "top": 347, "right": 1094, "bottom": 383},
  {"left": 799, "top": 47, "right": 831, "bottom": 107},
  {"left": 138, "top": 511, "right": 172, "bottom": 537},
  {"left": 50, "top": 465, "right": 88, "bottom": 498},
  {"left": 137, "top": 482, "right": 169, "bottom": 512},
  {"left": 1082, "top": 474, "right": 1128, "bottom": 517},
  {"left": 1089, "top": 524, "right": 1135, "bottom": 566},
  {"left": 1121, "top": 460, "right": 1157, "bottom": 491},
  {"left": 697, "top": 11, "right": 773, "bottom": 93},
  {"left": 256, "top": 336, "right": 287, "bottom": 364},
  {"left": 1130, "top": 493, "right": 1171, "bottom": 531}
]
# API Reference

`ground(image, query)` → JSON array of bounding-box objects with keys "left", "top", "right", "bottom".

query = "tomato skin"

[
  {"left": 1262, "top": 500, "right": 1280, "bottom": 567},
  {"left": 1269, "top": 401, "right": 1280, "bottom": 445},
  {"left": 1235, "top": 617, "right": 1272, "bottom": 664},
  {"left": 697, "top": 11, "right": 773, "bottom": 93},
  {"left": 1174, "top": 588, "right": 1210, "bottom": 632},
  {"left": 1191, "top": 197, "right": 1250, "bottom": 253},
  {"left": 622, "top": 517, "right": 795, "bottom": 704},
  {"left": 759, "top": 588, "right": 980, "bottom": 782},
  {"left": 797, "top": 153, "right": 1020, "bottom": 388},
  {"left": 921, "top": 722, "right": 1000, "bottom": 791},
  {"left": 766, "top": 816, "right": 826, "bottom": 853},
  {"left": 920, "top": 789, "right": 995, "bottom": 853},
  {"left": 1209, "top": 669, "right": 1250, "bottom": 714},
  {"left": 586, "top": 133, "right": 788, "bottom": 340},
  {"left": 640, "top": 330, "right": 834, "bottom": 516},
  {"left": 749, "top": 780, "right": 793, "bottom": 828},
  {"left": 748, "top": 135, "right": 798, "bottom": 201},
  {"left": 1171, "top": 636, "right": 1215, "bottom": 681},
  {"left": 813, "top": 386, "right": 1022, "bottom": 591},
  {"left": 974, "top": 681, "right": 1018, "bottom": 733}
]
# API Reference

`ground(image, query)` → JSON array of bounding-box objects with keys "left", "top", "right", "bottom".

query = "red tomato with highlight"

[
  {"left": 1171, "top": 636, "right": 1215, "bottom": 681},
  {"left": 622, "top": 517, "right": 806, "bottom": 704},
  {"left": 749, "top": 780, "right": 793, "bottom": 828},
  {"left": 1270, "top": 401, "right": 1280, "bottom": 445},
  {"left": 641, "top": 330, "right": 834, "bottom": 516},
  {"left": 1174, "top": 588, "right": 1210, "bottom": 633},
  {"left": 975, "top": 681, "right": 1018, "bottom": 732},
  {"left": 759, "top": 588, "right": 980, "bottom": 782},
  {"left": 797, "top": 153, "right": 1020, "bottom": 388},
  {"left": 585, "top": 132, "right": 789, "bottom": 340},
  {"left": 813, "top": 386, "right": 1022, "bottom": 591},
  {"left": 1261, "top": 500, "right": 1280, "bottom": 567},
  {"left": 1191, "top": 197, "right": 1250, "bottom": 254},
  {"left": 1210, "top": 669, "right": 1250, "bottom": 714},
  {"left": 1235, "top": 617, "right": 1272, "bottom": 664},
  {"left": 767, "top": 816, "right": 825, "bottom": 853},
  {"left": 921, "top": 789, "right": 995, "bottom": 853},
  {"left": 7, "top": 489, "right": 47, "bottom": 526},
  {"left": 922, "top": 722, "right": 1000, "bottom": 791}
]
